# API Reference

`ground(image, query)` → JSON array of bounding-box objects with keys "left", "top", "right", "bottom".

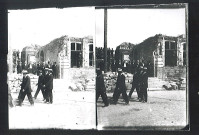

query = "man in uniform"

[
  {"left": 113, "top": 68, "right": 129, "bottom": 105},
  {"left": 44, "top": 68, "right": 53, "bottom": 104},
  {"left": 18, "top": 70, "right": 34, "bottom": 106},
  {"left": 96, "top": 68, "right": 109, "bottom": 107},
  {"left": 139, "top": 67, "right": 148, "bottom": 103},
  {"left": 34, "top": 70, "right": 45, "bottom": 100}
]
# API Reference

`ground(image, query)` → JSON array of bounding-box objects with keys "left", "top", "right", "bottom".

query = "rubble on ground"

[{"left": 103, "top": 72, "right": 133, "bottom": 92}]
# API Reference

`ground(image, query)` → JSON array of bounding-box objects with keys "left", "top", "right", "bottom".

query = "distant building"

[
  {"left": 115, "top": 42, "right": 134, "bottom": 68},
  {"left": 130, "top": 34, "right": 187, "bottom": 79},
  {"left": 21, "top": 45, "right": 40, "bottom": 66},
  {"left": 36, "top": 35, "right": 94, "bottom": 79}
]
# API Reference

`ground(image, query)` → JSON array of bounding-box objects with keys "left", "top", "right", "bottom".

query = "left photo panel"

[{"left": 8, "top": 7, "right": 96, "bottom": 129}]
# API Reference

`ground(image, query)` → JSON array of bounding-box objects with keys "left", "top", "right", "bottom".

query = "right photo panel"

[{"left": 95, "top": 4, "right": 188, "bottom": 130}]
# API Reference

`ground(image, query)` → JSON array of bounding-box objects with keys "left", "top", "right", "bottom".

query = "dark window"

[
  {"left": 165, "top": 41, "right": 170, "bottom": 49},
  {"left": 183, "top": 43, "right": 186, "bottom": 51},
  {"left": 170, "top": 42, "right": 176, "bottom": 49},
  {"left": 71, "top": 43, "right": 75, "bottom": 50},
  {"left": 89, "top": 44, "right": 93, "bottom": 51},
  {"left": 76, "top": 43, "right": 82, "bottom": 50}
]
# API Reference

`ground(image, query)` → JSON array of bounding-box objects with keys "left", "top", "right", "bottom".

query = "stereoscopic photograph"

[
  {"left": 7, "top": 3, "right": 189, "bottom": 131},
  {"left": 8, "top": 7, "right": 96, "bottom": 129},
  {"left": 95, "top": 4, "right": 188, "bottom": 130}
]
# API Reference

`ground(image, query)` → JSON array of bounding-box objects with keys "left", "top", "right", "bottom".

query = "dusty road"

[
  {"left": 9, "top": 79, "right": 96, "bottom": 129},
  {"left": 97, "top": 90, "right": 188, "bottom": 130}
]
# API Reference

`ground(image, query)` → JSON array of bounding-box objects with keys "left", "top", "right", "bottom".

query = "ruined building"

[
  {"left": 130, "top": 34, "right": 187, "bottom": 80},
  {"left": 21, "top": 45, "right": 40, "bottom": 67},
  {"left": 36, "top": 35, "right": 94, "bottom": 79},
  {"left": 115, "top": 42, "right": 134, "bottom": 66}
]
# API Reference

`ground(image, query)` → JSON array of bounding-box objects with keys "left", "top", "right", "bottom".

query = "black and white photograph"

[
  {"left": 95, "top": 4, "right": 188, "bottom": 129},
  {"left": 8, "top": 7, "right": 96, "bottom": 129}
]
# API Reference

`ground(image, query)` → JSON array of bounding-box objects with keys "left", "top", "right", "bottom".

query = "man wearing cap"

[
  {"left": 34, "top": 70, "right": 45, "bottom": 100},
  {"left": 113, "top": 68, "right": 129, "bottom": 105},
  {"left": 96, "top": 68, "right": 109, "bottom": 107},
  {"left": 43, "top": 68, "right": 53, "bottom": 104},
  {"left": 139, "top": 67, "right": 148, "bottom": 103},
  {"left": 18, "top": 70, "right": 34, "bottom": 106}
]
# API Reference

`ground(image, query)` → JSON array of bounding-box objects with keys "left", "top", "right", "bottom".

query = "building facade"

[
  {"left": 115, "top": 42, "right": 134, "bottom": 69},
  {"left": 130, "top": 34, "right": 187, "bottom": 79},
  {"left": 21, "top": 45, "right": 40, "bottom": 68},
  {"left": 36, "top": 35, "right": 94, "bottom": 79}
]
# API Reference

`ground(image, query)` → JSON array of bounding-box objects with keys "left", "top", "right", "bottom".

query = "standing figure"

[
  {"left": 128, "top": 68, "right": 141, "bottom": 100},
  {"left": 44, "top": 68, "right": 53, "bottom": 104},
  {"left": 139, "top": 67, "right": 148, "bottom": 103},
  {"left": 34, "top": 70, "right": 45, "bottom": 100},
  {"left": 18, "top": 70, "right": 34, "bottom": 106},
  {"left": 52, "top": 62, "right": 58, "bottom": 79},
  {"left": 96, "top": 68, "right": 109, "bottom": 107},
  {"left": 113, "top": 68, "right": 129, "bottom": 105}
]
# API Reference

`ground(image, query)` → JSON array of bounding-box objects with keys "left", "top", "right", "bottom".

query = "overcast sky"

[
  {"left": 95, "top": 8, "right": 186, "bottom": 49},
  {"left": 8, "top": 7, "right": 95, "bottom": 51}
]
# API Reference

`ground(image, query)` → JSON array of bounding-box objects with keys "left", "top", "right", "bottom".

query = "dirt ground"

[
  {"left": 97, "top": 90, "right": 188, "bottom": 130},
  {"left": 9, "top": 79, "right": 96, "bottom": 129}
]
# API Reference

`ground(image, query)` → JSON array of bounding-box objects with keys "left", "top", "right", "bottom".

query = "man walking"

[
  {"left": 128, "top": 68, "right": 141, "bottom": 100},
  {"left": 18, "top": 70, "right": 34, "bottom": 106},
  {"left": 96, "top": 68, "right": 109, "bottom": 107},
  {"left": 113, "top": 68, "right": 129, "bottom": 105},
  {"left": 34, "top": 70, "right": 45, "bottom": 100}
]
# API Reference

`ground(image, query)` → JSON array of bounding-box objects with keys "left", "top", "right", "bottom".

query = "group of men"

[
  {"left": 17, "top": 61, "right": 58, "bottom": 79},
  {"left": 96, "top": 65, "right": 148, "bottom": 107},
  {"left": 17, "top": 68, "right": 54, "bottom": 106}
]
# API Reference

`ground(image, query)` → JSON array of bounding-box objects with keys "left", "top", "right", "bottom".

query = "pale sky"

[
  {"left": 95, "top": 8, "right": 186, "bottom": 49},
  {"left": 8, "top": 7, "right": 95, "bottom": 51}
]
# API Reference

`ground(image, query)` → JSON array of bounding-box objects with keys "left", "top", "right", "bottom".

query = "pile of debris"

[
  {"left": 68, "top": 68, "right": 95, "bottom": 91},
  {"left": 163, "top": 78, "right": 186, "bottom": 90}
]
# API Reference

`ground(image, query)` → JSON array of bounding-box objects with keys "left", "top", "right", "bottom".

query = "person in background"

[{"left": 52, "top": 62, "right": 58, "bottom": 79}]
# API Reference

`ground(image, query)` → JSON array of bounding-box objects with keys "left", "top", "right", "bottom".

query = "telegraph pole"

[{"left": 104, "top": 8, "right": 107, "bottom": 73}]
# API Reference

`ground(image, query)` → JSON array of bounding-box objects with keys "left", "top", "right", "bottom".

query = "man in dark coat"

[
  {"left": 139, "top": 67, "right": 148, "bottom": 103},
  {"left": 34, "top": 70, "right": 45, "bottom": 100},
  {"left": 113, "top": 68, "right": 129, "bottom": 105},
  {"left": 52, "top": 62, "right": 58, "bottom": 79},
  {"left": 18, "top": 70, "right": 34, "bottom": 106},
  {"left": 17, "top": 63, "right": 22, "bottom": 74},
  {"left": 128, "top": 68, "right": 141, "bottom": 100},
  {"left": 44, "top": 68, "right": 53, "bottom": 104},
  {"left": 96, "top": 68, "right": 109, "bottom": 107}
]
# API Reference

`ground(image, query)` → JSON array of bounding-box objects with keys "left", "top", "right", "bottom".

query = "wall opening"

[
  {"left": 89, "top": 44, "right": 94, "bottom": 66},
  {"left": 71, "top": 42, "right": 83, "bottom": 68},
  {"left": 40, "top": 51, "right": 44, "bottom": 62},
  {"left": 165, "top": 41, "right": 177, "bottom": 66},
  {"left": 183, "top": 43, "right": 186, "bottom": 66}
]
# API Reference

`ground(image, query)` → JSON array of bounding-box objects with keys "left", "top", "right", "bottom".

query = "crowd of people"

[
  {"left": 9, "top": 61, "right": 58, "bottom": 107},
  {"left": 96, "top": 61, "right": 149, "bottom": 107},
  {"left": 17, "top": 68, "right": 54, "bottom": 106},
  {"left": 17, "top": 61, "right": 59, "bottom": 79}
]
